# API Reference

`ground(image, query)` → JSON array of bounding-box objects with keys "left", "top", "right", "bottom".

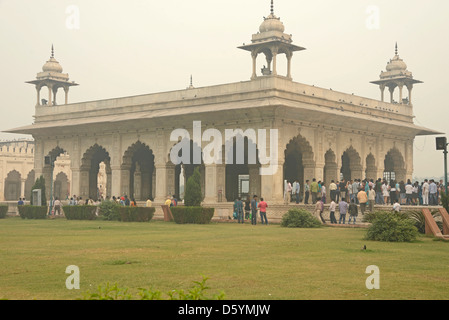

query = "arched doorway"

[
  {"left": 122, "top": 141, "right": 155, "bottom": 201},
  {"left": 384, "top": 148, "right": 406, "bottom": 182},
  {"left": 24, "top": 169, "right": 35, "bottom": 201},
  {"left": 4, "top": 170, "right": 21, "bottom": 201},
  {"left": 170, "top": 138, "right": 205, "bottom": 200},
  {"left": 284, "top": 135, "right": 314, "bottom": 199},
  {"left": 81, "top": 144, "right": 111, "bottom": 200},
  {"left": 54, "top": 172, "right": 69, "bottom": 200},
  {"left": 224, "top": 136, "right": 261, "bottom": 202},
  {"left": 341, "top": 147, "right": 362, "bottom": 181}
]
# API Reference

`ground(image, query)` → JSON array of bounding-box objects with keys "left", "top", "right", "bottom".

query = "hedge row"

[
  {"left": 18, "top": 206, "right": 48, "bottom": 220},
  {"left": 63, "top": 206, "right": 98, "bottom": 220},
  {"left": 170, "top": 207, "right": 215, "bottom": 224},
  {"left": 0, "top": 205, "right": 8, "bottom": 219},
  {"left": 118, "top": 207, "right": 155, "bottom": 222},
  {"left": 63, "top": 205, "right": 155, "bottom": 222}
]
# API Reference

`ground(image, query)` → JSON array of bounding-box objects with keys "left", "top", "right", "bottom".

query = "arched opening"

[
  {"left": 341, "top": 147, "right": 362, "bottom": 181},
  {"left": 54, "top": 172, "right": 69, "bottom": 200},
  {"left": 384, "top": 148, "right": 405, "bottom": 182},
  {"left": 44, "top": 147, "right": 68, "bottom": 202},
  {"left": 123, "top": 141, "right": 155, "bottom": 201},
  {"left": 169, "top": 138, "right": 204, "bottom": 201},
  {"left": 81, "top": 144, "right": 111, "bottom": 200},
  {"left": 284, "top": 135, "right": 314, "bottom": 199},
  {"left": 4, "top": 170, "right": 21, "bottom": 201},
  {"left": 24, "top": 169, "right": 35, "bottom": 201},
  {"left": 224, "top": 135, "right": 261, "bottom": 202}
]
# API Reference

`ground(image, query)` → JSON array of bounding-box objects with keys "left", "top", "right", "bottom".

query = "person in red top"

[{"left": 258, "top": 198, "right": 268, "bottom": 225}]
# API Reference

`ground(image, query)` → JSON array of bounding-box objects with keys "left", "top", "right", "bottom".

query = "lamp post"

[{"left": 436, "top": 137, "right": 448, "bottom": 196}]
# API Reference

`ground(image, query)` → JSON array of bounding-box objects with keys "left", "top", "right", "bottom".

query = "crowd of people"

[
  {"left": 233, "top": 195, "right": 269, "bottom": 225},
  {"left": 285, "top": 177, "right": 448, "bottom": 207}
]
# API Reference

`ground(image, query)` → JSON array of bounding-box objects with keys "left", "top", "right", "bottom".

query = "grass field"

[{"left": 1, "top": 217, "right": 449, "bottom": 300}]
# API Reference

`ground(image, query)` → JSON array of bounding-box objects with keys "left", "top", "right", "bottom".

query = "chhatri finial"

[
  {"left": 51, "top": 44, "right": 54, "bottom": 58},
  {"left": 190, "top": 75, "right": 193, "bottom": 87},
  {"left": 271, "top": 0, "right": 274, "bottom": 15},
  {"left": 395, "top": 42, "right": 398, "bottom": 56}
]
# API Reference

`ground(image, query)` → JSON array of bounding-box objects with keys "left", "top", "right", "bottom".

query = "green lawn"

[{"left": 1, "top": 217, "right": 448, "bottom": 300}]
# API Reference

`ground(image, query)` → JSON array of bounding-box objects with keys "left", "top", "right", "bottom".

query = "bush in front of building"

[
  {"left": 280, "top": 208, "right": 322, "bottom": 228},
  {"left": 18, "top": 205, "right": 48, "bottom": 219},
  {"left": 118, "top": 207, "right": 155, "bottom": 222},
  {"left": 171, "top": 207, "right": 215, "bottom": 224},
  {"left": 98, "top": 200, "right": 121, "bottom": 221},
  {"left": 183, "top": 167, "right": 203, "bottom": 207},
  {"left": 365, "top": 211, "right": 419, "bottom": 242},
  {"left": 0, "top": 205, "right": 8, "bottom": 219},
  {"left": 63, "top": 205, "right": 98, "bottom": 220}
]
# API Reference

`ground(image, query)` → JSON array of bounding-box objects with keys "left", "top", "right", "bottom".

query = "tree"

[
  {"left": 30, "top": 175, "right": 47, "bottom": 206},
  {"left": 184, "top": 167, "right": 203, "bottom": 207}
]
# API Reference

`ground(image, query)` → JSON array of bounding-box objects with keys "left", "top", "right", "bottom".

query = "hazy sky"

[{"left": 0, "top": 0, "right": 448, "bottom": 178}]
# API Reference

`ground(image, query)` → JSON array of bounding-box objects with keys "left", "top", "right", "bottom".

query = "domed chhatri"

[
  {"left": 238, "top": 0, "right": 306, "bottom": 80},
  {"left": 26, "top": 45, "right": 78, "bottom": 107},
  {"left": 371, "top": 43, "right": 423, "bottom": 106}
]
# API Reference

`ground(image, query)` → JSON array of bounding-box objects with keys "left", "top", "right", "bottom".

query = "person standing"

[
  {"left": 329, "top": 180, "right": 337, "bottom": 202},
  {"left": 422, "top": 179, "right": 430, "bottom": 206},
  {"left": 368, "top": 185, "right": 376, "bottom": 212},
  {"left": 258, "top": 198, "right": 268, "bottom": 225},
  {"left": 357, "top": 188, "right": 368, "bottom": 215},
  {"left": 310, "top": 179, "right": 319, "bottom": 204},
  {"left": 329, "top": 199, "right": 337, "bottom": 224},
  {"left": 294, "top": 180, "right": 300, "bottom": 204},
  {"left": 321, "top": 182, "right": 326, "bottom": 204},
  {"left": 382, "top": 180, "right": 389, "bottom": 205},
  {"left": 405, "top": 180, "right": 413, "bottom": 205},
  {"left": 347, "top": 180, "right": 353, "bottom": 204},
  {"left": 54, "top": 198, "right": 61, "bottom": 216},
  {"left": 304, "top": 180, "right": 310, "bottom": 205},
  {"left": 286, "top": 181, "right": 292, "bottom": 204},
  {"left": 348, "top": 199, "right": 358, "bottom": 224},
  {"left": 251, "top": 195, "right": 258, "bottom": 225},
  {"left": 429, "top": 180, "right": 438, "bottom": 206},
  {"left": 314, "top": 197, "right": 325, "bottom": 224},
  {"left": 244, "top": 197, "right": 251, "bottom": 220},
  {"left": 338, "top": 198, "right": 349, "bottom": 224},
  {"left": 236, "top": 197, "right": 244, "bottom": 224}
]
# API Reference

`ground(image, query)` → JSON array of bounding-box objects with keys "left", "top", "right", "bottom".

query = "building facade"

[{"left": 6, "top": 2, "right": 438, "bottom": 216}]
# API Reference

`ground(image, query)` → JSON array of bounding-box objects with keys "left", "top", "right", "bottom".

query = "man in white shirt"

[
  {"left": 405, "top": 180, "right": 413, "bottom": 205},
  {"left": 422, "top": 179, "right": 429, "bottom": 206},
  {"left": 294, "top": 180, "right": 300, "bottom": 204},
  {"left": 392, "top": 201, "right": 401, "bottom": 212},
  {"left": 329, "top": 180, "right": 337, "bottom": 202}
]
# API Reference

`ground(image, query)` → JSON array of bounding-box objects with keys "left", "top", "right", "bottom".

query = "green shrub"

[
  {"left": 80, "top": 276, "right": 225, "bottom": 300},
  {"left": 281, "top": 208, "right": 322, "bottom": 228},
  {"left": 118, "top": 207, "right": 155, "bottom": 222},
  {"left": 63, "top": 206, "right": 98, "bottom": 220},
  {"left": 0, "top": 205, "right": 8, "bottom": 219},
  {"left": 171, "top": 207, "right": 214, "bottom": 224},
  {"left": 365, "top": 211, "right": 419, "bottom": 242},
  {"left": 184, "top": 167, "right": 203, "bottom": 207},
  {"left": 18, "top": 206, "right": 48, "bottom": 219},
  {"left": 98, "top": 200, "right": 121, "bottom": 221}
]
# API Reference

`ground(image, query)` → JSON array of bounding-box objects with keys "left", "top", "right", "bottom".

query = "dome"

[
  {"left": 259, "top": 14, "right": 285, "bottom": 33},
  {"left": 42, "top": 57, "right": 63, "bottom": 73},
  {"left": 386, "top": 55, "right": 407, "bottom": 72}
]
